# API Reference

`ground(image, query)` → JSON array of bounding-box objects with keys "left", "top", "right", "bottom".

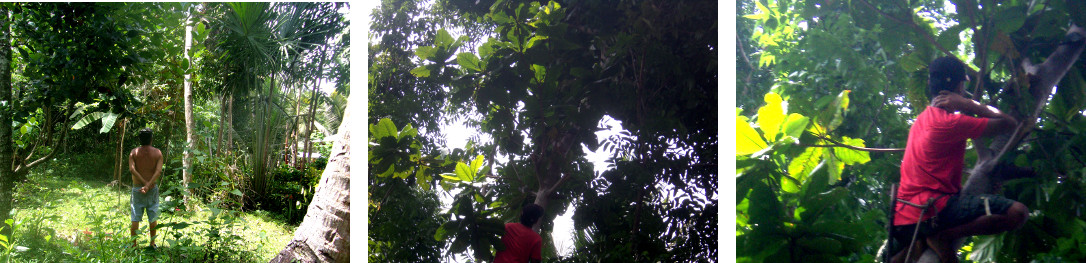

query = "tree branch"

[{"left": 807, "top": 134, "right": 904, "bottom": 152}]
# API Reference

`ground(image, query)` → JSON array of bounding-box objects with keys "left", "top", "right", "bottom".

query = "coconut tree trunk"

[{"left": 269, "top": 94, "right": 351, "bottom": 263}]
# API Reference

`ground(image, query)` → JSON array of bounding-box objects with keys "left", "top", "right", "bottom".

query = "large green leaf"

[
  {"left": 781, "top": 174, "right": 802, "bottom": 194},
  {"left": 72, "top": 112, "right": 119, "bottom": 133},
  {"left": 415, "top": 46, "right": 437, "bottom": 61},
  {"left": 457, "top": 53, "right": 482, "bottom": 72},
  {"left": 434, "top": 29, "right": 454, "bottom": 48},
  {"left": 373, "top": 118, "right": 397, "bottom": 140},
  {"left": 455, "top": 162, "right": 474, "bottom": 182},
  {"left": 781, "top": 113, "right": 809, "bottom": 139},
  {"left": 757, "top": 92, "right": 785, "bottom": 141},
  {"left": 410, "top": 65, "right": 431, "bottom": 78},
  {"left": 470, "top": 155, "right": 485, "bottom": 177},
  {"left": 531, "top": 64, "right": 546, "bottom": 83},
  {"left": 398, "top": 124, "right": 417, "bottom": 140},
  {"left": 737, "top": 114, "right": 768, "bottom": 155},
  {"left": 788, "top": 147, "right": 822, "bottom": 179},
  {"left": 834, "top": 136, "right": 871, "bottom": 165}
]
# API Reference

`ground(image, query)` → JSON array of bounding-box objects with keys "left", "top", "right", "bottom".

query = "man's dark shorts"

[{"left": 889, "top": 194, "right": 1016, "bottom": 256}]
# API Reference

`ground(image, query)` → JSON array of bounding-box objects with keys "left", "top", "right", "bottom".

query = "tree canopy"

[
  {"left": 738, "top": 0, "right": 1086, "bottom": 262},
  {"left": 370, "top": 0, "right": 716, "bottom": 261}
]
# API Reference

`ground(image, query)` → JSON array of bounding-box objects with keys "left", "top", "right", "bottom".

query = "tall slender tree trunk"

[
  {"left": 302, "top": 81, "right": 320, "bottom": 167},
  {"left": 302, "top": 47, "right": 329, "bottom": 167},
  {"left": 0, "top": 8, "right": 13, "bottom": 239},
  {"left": 226, "top": 94, "right": 234, "bottom": 156},
  {"left": 113, "top": 119, "right": 128, "bottom": 187},
  {"left": 270, "top": 87, "right": 351, "bottom": 263},
  {"left": 182, "top": 12, "right": 195, "bottom": 203},
  {"left": 217, "top": 93, "right": 227, "bottom": 157}
]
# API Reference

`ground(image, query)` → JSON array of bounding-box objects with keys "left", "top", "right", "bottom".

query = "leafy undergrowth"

[{"left": 1, "top": 171, "right": 296, "bottom": 262}]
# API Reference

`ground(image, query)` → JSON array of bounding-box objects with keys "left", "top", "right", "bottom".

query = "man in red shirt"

[
  {"left": 889, "top": 56, "right": 1030, "bottom": 263},
  {"left": 494, "top": 204, "right": 544, "bottom": 263}
]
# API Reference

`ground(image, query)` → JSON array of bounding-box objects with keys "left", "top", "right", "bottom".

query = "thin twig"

[{"left": 806, "top": 134, "right": 905, "bottom": 152}]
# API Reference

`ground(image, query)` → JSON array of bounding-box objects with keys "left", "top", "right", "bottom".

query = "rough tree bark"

[
  {"left": 912, "top": 24, "right": 1086, "bottom": 263},
  {"left": 269, "top": 94, "right": 351, "bottom": 263}
]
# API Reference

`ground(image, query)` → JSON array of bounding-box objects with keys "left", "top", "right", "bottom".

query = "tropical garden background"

[
  {"left": 0, "top": 2, "right": 350, "bottom": 262},
  {"left": 738, "top": 0, "right": 1086, "bottom": 262},
  {"left": 368, "top": 0, "right": 716, "bottom": 262}
]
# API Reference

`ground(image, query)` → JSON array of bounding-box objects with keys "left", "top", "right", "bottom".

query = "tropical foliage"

[
  {"left": 370, "top": 0, "right": 716, "bottom": 262},
  {"left": 0, "top": 2, "right": 348, "bottom": 261},
  {"left": 739, "top": 0, "right": 1086, "bottom": 262}
]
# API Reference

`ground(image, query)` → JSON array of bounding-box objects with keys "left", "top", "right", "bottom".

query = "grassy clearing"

[{"left": 3, "top": 167, "right": 297, "bottom": 262}]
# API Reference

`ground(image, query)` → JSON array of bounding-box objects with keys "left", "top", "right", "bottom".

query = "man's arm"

[
  {"left": 129, "top": 150, "right": 146, "bottom": 186},
  {"left": 933, "top": 91, "right": 1019, "bottom": 137},
  {"left": 143, "top": 151, "right": 164, "bottom": 190}
]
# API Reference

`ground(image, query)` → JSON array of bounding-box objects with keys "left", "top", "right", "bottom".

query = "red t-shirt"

[
  {"left": 494, "top": 223, "right": 542, "bottom": 263},
  {"left": 894, "top": 106, "right": 988, "bottom": 226}
]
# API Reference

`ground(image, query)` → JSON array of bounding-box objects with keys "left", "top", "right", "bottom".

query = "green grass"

[{"left": 2, "top": 167, "right": 297, "bottom": 262}]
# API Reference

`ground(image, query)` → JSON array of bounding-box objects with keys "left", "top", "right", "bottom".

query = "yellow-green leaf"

[
  {"left": 788, "top": 147, "right": 822, "bottom": 180},
  {"left": 455, "top": 162, "right": 474, "bottom": 182},
  {"left": 834, "top": 137, "right": 872, "bottom": 165},
  {"left": 781, "top": 113, "right": 809, "bottom": 139},
  {"left": 781, "top": 174, "right": 801, "bottom": 194},
  {"left": 757, "top": 92, "right": 786, "bottom": 142},
  {"left": 823, "top": 151, "right": 844, "bottom": 184},
  {"left": 737, "top": 115, "right": 768, "bottom": 155},
  {"left": 441, "top": 173, "right": 461, "bottom": 181},
  {"left": 471, "top": 155, "right": 485, "bottom": 175}
]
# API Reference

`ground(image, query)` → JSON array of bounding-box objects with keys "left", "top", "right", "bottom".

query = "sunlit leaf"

[
  {"left": 781, "top": 113, "right": 808, "bottom": 140},
  {"left": 834, "top": 136, "right": 871, "bottom": 165},
  {"left": 757, "top": 92, "right": 785, "bottom": 141},
  {"left": 788, "top": 147, "right": 822, "bottom": 180},
  {"left": 455, "top": 162, "right": 473, "bottom": 182},
  {"left": 737, "top": 114, "right": 768, "bottom": 155},
  {"left": 470, "top": 155, "right": 485, "bottom": 177}
]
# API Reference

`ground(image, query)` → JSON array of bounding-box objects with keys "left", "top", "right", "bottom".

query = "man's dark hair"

[
  {"left": 520, "top": 204, "right": 544, "bottom": 227},
  {"left": 139, "top": 128, "right": 153, "bottom": 146},
  {"left": 928, "top": 56, "right": 969, "bottom": 99}
]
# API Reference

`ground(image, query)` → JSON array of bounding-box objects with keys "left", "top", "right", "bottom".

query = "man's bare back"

[{"left": 129, "top": 146, "right": 163, "bottom": 192}]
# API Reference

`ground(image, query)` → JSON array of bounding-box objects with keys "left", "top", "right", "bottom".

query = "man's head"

[
  {"left": 139, "top": 128, "right": 153, "bottom": 146},
  {"left": 520, "top": 203, "right": 544, "bottom": 227},
  {"left": 928, "top": 56, "right": 970, "bottom": 99}
]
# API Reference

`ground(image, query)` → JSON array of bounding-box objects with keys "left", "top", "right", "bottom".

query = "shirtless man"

[{"left": 129, "top": 128, "right": 163, "bottom": 248}]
